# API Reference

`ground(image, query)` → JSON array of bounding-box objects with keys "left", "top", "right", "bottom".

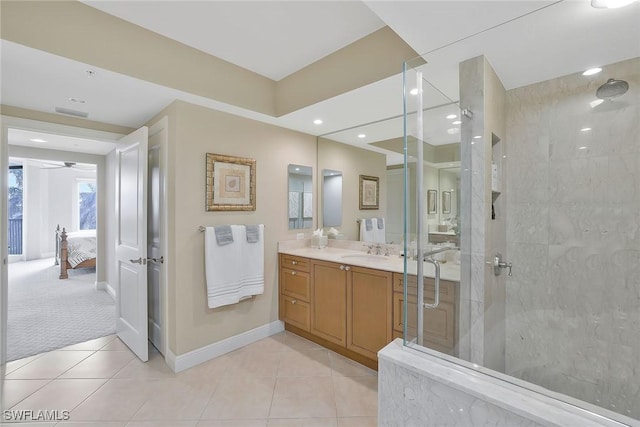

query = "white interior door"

[{"left": 115, "top": 126, "right": 149, "bottom": 362}]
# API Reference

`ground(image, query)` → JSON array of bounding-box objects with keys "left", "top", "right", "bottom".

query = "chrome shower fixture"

[{"left": 596, "top": 78, "right": 629, "bottom": 100}]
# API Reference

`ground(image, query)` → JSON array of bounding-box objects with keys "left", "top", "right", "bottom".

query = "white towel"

[
  {"left": 359, "top": 218, "right": 386, "bottom": 243},
  {"left": 205, "top": 225, "right": 264, "bottom": 309}
]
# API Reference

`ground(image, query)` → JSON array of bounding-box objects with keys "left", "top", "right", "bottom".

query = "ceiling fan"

[{"left": 40, "top": 161, "right": 95, "bottom": 171}]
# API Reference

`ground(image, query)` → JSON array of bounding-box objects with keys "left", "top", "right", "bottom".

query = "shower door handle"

[
  {"left": 493, "top": 253, "right": 512, "bottom": 276},
  {"left": 423, "top": 258, "right": 440, "bottom": 309}
]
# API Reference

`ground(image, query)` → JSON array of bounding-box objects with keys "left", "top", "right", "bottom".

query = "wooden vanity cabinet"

[
  {"left": 310, "top": 260, "right": 347, "bottom": 346},
  {"left": 278, "top": 254, "right": 394, "bottom": 368},
  {"left": 347, "top": 266, "right": 393, "bottom": 360},
  {"left": 279, "top": 254, "right": 311, "bottom": 332},
  {"left": 392, "top": 273, "right": 457, "bottom": 355}
]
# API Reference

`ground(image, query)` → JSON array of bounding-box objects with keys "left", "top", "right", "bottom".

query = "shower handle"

[{"left": 493, "top": 253, "right": 512, "bottom": 276}]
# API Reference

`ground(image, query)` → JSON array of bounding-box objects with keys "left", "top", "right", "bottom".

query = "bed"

[{"left": 55, "top": 225, "right": 97, "bottom": 279}]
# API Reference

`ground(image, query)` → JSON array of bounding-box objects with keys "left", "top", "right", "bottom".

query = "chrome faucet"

[
  {"left": 375, "top": 244, "right": 382, "bottom": 255},
  {"left": 364, "top": 244, "right": 374, "bottom": 254}
]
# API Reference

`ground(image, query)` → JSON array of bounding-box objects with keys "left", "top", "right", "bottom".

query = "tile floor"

[{"left": 1, "top": 332, "right": 378, "bottom": 426}]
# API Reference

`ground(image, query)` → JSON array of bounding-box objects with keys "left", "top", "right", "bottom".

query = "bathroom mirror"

[
  {"left": 322, "top": 169, "right": 342, "bottom": 227},
  {"left": 288, "top": 164, "right": 313, "bottom": 230}
]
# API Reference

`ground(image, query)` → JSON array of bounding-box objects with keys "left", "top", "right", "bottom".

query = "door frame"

[{"left": 0, "top": 115, "right": 167, "bottom": 365}]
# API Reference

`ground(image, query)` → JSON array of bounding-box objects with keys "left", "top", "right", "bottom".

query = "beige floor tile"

[
  {"left": 132, "top": 377, "right": 216, "bottom": 421},
  {"left": 333, "top": 377, "right": 378, "bottom": 417},
  {"left": 200, "top": 376, "right": 275, "bottom": 420},
  {"left": 5, "top": 351, "right": 94, "bottom": 380},
  {"left": 3, "top": 353, "right": 45, "bottom": 375},
  {"left": 60, "top": 335, "right": 117, "bottom": 351},
  {"left": 113, "top": 350, "right": 176, "bottom": 380},
  {"left": 269, "top": 377, "right": 336, "bottom": 419},
  {"left": 337, "top": 417, "right": 377, "bottom": 427},
  {"left": 99, "top": 338, "right": 131, "bottom": 352},
  {"left": 59, "top": 351, "right": 136, "bottom": 379},
  {"left": 1, "top": 379, "right": 50, "bottom": 410},
  {"left": 277, "top": 349, "right": 331, "bottom": 378},
  {"left": 222, "top": 349, "right": 281, "bottom": 378},
  {"left": 11, "top": 379, "right": 106, "bottom": 413},
  {"left": 197, "top": 421, "right": 267, "bottom": 427},
  {"left": 328, "top": 352, "right": 376, "bottom": 378},
  {"left": 126, "top": 422, "right": 198, "bottom": 427},
  {"left": 239, "top": 333, "right": 287, "bottom": 354},
  {"left": 282, "top": 333, "right": 324, "bottom": 351},
  {"left": 267, "top": 418, "right": 338, "bottom": 427},
  {"left": 70, "top": 379, "right": 156, "bottom": 421},
  {"left": 177, "top": 355, "right": 234, "bottom": 386}
]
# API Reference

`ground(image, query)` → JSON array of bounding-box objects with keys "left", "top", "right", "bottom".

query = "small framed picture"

[
  {"left": 427, "top": 189, "right": 437, "bottom": 214},
  {"left": 359, "top": 175, "right": 379, "bottom": 210},
  {"left": 206, "top": 153, "right": 256, "bottom": 211}
]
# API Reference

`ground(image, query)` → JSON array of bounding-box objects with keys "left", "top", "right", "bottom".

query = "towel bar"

[{"left": 199, "top": 225, "right": 266, "bottom": 232}]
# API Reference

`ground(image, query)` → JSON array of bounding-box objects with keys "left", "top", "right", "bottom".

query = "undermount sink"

[{"left": 340, "top": 253, "right": 390, "bottom": 263}]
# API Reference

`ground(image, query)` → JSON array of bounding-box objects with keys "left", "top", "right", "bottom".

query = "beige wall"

[
  {"left": 317, "top": 138, "right": 387, "bottom": 241},
  {"left": 159, "top": 101, "right": 316, "bottom": 355}
]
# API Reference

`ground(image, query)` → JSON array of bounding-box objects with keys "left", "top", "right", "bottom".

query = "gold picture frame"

[
  {"left": 359, "top": 175, "right": 379, "bottom": 210},
  {"left": 206, "top": 153, "right": 256, "bottom": 211}
]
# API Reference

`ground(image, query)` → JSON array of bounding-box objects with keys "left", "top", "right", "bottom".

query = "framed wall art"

[
  {"left": 206, "top": 153, "right": 256, "bottom": 211},
  {"left": 359, "top": 175, "right": 379, "bottom": 210}
]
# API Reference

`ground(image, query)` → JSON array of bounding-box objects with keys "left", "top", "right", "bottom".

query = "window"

[
  {"left": 78, "top": 180, "right": 97, "bottom": 230},
  {"left": 8, "top": 163, "right": 23, "bottom": 255}
]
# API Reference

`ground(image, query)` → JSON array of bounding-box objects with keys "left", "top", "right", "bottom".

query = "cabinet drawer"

[
  {"left": 281, "top": 295, "right": 310, "bottom": 331},
  {"left": 393, "top": 273, "right": 455, "bottom": 304},
  {"left": 280, "top": 254, "right": 310, "bottom": 272},
  {"left": 281, "top": 268, "right": 310, "bottom": 302}
]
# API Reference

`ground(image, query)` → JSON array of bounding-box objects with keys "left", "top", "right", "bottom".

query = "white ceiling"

[
  {"left": 2, "top": 0, "right": 639, "bottom": 158},
  {"left": 8, "top": 128, "right": 117, "bottom": 155}
]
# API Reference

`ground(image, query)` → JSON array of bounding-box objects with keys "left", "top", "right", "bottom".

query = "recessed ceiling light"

[
  {"left": 591, "top": 0, "right": 637, "bottom": 8},
  {"left": 358, "top": 134, "right": 366, "bottom": 139},
  {"left": 29, "top": 138, "right": 47, "bottom": 143},
  {"left": 582, "top": 67, "right": 602, "bottom": 76},
  {"left": 446, "top": 114, "right": 457, "bottom": 119},
  {"left": 86, "top": 70, "right": 96, "bottom": 77},
  {"left": 69, "top": 97, "right": 86, "bottom": 104},
  {"left": 446, "top": 128, "right": 460, "bottom": 135},
  {"left": 452, "top": 120, "right": 462, "bottom": 125},
  {"left": 409, "top": 88, "right": 419, "bottom": 96},
  {"left": 579, "top": 146, "right": 588, "bottom": 150},
  {"left": 473, "top": 135, "right": 482, "bottom": 139},
  {"left": 581, "top": 127, "right": 592, "bottom": 132},
  {"left": 313, "top": 119, "right": 323, "bottom": 125}
]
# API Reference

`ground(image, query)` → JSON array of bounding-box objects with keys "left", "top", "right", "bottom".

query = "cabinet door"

[
  {"left": 347, "top": 266, "right": 393, "bottom": 360},
  {"left": 310, "top": 260, "right": 347, "bottom": 346}
]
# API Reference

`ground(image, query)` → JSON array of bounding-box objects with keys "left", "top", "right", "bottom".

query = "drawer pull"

[
  {"left": 291, "top": 299, "right": 297, "bottom": 304},
  {"left": 291, "top": 271, "right": 297, "bottom": 276},
  {"left": 292, "top": 260, "right": 298, "bottom": 265}
]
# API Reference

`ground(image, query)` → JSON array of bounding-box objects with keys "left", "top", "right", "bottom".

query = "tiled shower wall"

[{"left": 505, "top": 57, "right": 639, "bottom": 420}]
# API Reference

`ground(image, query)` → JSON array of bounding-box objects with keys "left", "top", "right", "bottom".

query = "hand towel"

[
  {"left": 360, "top": 218, "right": 385, "bottom": 243},
  {"left": 377, "top": 218, "right": 385, "bottom": 229},
  {"left": 205, "top": 225, "right": 264, "bottom": 309},
  {"left": 365, "top": 218, "right": 373, "bottom": 231},
  {"left": 245, "top": 224, "right": 260, "bottom": 243},
  {"left": 214, "top": 225, "right": 234, "bottom": 246}
]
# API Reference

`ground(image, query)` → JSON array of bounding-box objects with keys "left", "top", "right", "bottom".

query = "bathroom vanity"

[{"left": 278, "top": 241, "right": 459, "bottom": 369}]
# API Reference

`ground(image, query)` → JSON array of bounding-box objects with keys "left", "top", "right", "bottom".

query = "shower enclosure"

[{"left": 402, "top": 54, "right": 639, "bottom": 423}]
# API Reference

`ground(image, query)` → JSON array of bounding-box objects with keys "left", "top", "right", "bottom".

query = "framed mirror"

[
  {"left": 288, "top": 164, "right": 313, "bottom": 230},
  {"left": 442, "top": 191, "right": 451, "bottom": 214},
  {"left": 322, "top": 169, "right": 342, "bottom": 227},
  {"left": 427, "top": 189, "right": 437, "bottom": 214}
]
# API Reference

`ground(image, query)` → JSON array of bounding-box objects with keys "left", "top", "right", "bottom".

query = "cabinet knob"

[
  {"left": 291, "top": 271, "right": 296, "bottom": 276},
  {"left": 292, "top": 261, "right": 298, "bottom": 265},
  {"left": 339, "top": 265, "right": 345, "bottom": 270},
  {"left": 291, "top": 299, "right": 297, "bottom": 304},
  {"left": 345, "top": 266, "right": 351, "bottom": 271}
]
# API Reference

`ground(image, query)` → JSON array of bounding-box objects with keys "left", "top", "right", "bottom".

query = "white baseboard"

[
  {"left": 95, "top": 281, "right": 116, "bottom": 300},
  {"left": 166, "top": 320, "right": 285, "bottom": 373}
]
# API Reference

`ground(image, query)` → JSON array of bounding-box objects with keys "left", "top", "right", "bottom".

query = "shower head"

[{"left": 596, "top": 78, "right": 629, "bottom": 99}]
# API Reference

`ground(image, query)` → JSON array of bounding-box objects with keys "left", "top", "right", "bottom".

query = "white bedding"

[{"left": 65, "top": 230, "right": 97, "bottom": 268}]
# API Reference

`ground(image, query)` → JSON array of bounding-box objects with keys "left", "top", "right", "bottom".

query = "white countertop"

[{"left": 278, "top": 245, "right": 460, "bottom": 282}]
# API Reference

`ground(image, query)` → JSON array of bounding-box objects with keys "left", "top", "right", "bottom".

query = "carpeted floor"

[{"left": 7, "top": 258, "right": 115, "bottom": 361}]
